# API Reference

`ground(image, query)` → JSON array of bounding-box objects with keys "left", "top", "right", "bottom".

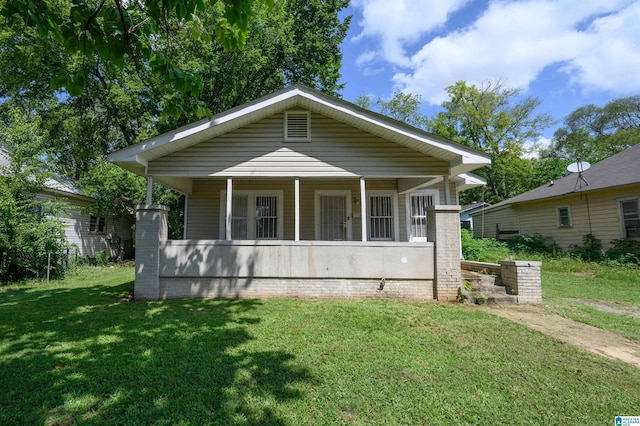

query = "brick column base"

[
  {"left": 135, "top": 205, "right": 169, "bottom": 300},
  {"left": 426, "top": 205, "right": 462, "bottom": 301}
]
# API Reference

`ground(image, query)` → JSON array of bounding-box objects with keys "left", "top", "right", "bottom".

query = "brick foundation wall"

[{"left": 159, "top": 278, "right": 434, "bottom": 300}]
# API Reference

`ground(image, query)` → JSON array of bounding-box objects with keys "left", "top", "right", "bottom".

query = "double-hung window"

[
  {"left": 556, "top": 206, "right": 572, "bottom": 228},
  {"left": 368, "top": 192, "right": 398, "bottom": 241},
  {"left": 221, "top": 191, "right": 283, "bottom": 240},
  {"left": 619, "top": 199, "right": 640, "bottom": 238},
  {"left": 90, "top": 216, "right": 107, "bottom": 234},
  {"left": 406, "top": 190, "right": 439, "bottom": 242}
]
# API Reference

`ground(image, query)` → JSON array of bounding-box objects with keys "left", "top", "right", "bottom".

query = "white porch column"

[
  {"left": 146, "top": 177, "right": 153, "bottom": 205},
  {"left": 360, "top": 177, "right": 367, "bottom": 241},
  {"left": 294, "top": 178, "right": 300, "bottom": 241},
  {"left": 226, "top": 178, "right": 233, "bottom": 241},
  {"left": 443, "top": 176, "right": 451, "bottom": 205}
]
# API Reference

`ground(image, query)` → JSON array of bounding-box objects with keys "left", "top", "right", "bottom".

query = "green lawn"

[
  {"left": 1, "top": 266, "right": 640, "bottom": 425},
  {"left": 539, "top": 259, "right": 640, "bottom": 341}
]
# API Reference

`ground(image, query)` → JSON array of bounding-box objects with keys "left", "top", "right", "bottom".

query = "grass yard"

[
  {"left": 1, "top": 266, "right": 640, "bottom": 425},
  {"left": 540, "top": 259, "right": 640, "bottom": 341}
]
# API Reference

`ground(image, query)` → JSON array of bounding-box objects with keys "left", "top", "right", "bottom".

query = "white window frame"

[
  {"left": 284, "top": 110, "right": 311, "bottom": 142},
  {"left": 315, "top": 190, "right": 352, "bottom": 241},
  {"left": 618, "top": 198, "right": 640, "bottom": 238},
  {"left": 219, "top": 190, "right": 284, "bottom": 240},
  {"left": 367, "top": 190, "right": 399, "bottom": 241},
  {"left": 406, "top": 189, "right": 440, "bottom": 242},
  {"left": 556, "top": 205, "right": 572, "bottom": 228},
  {"left": 90, "top": 216, "right": 107, "bottom": 234}
]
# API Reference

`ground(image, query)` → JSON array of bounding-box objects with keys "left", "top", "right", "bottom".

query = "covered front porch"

[{"left": 135, "top": 194, "right": 462, "bottom": 301}]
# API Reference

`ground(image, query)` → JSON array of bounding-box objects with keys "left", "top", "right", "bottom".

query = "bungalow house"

[
  {"left": 470, "top": 143, "right": 640, "bottom": 250},
  {"left": 108, "top": 85, "right": 491, "bottom": 301},
  {"left": 0, "top": 148, "right": 134, "bottom": 260}
]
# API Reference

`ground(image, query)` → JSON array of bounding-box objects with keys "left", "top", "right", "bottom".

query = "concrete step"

[
  {"left": 468, "top": 292, "right": 518, "bottom": 305},
  {"left": 462, "top": 270, "right": 502, "bottom": 287}
]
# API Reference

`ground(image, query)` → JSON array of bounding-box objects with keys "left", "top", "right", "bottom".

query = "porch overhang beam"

[{"left": 398, "top": 177, "right": 444, "bottom": 194}]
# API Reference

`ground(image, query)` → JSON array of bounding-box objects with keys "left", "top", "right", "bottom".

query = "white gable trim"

[{"left": 108, "top": 85, "right": 490, "bottom": 178}]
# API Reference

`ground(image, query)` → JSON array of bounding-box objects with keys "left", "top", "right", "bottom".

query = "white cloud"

[
  {"left": 561, "top": 1, "right": 640, "bottom": 94},
  {"left": 351, "top": 0, "right": 471, "bottom": 67},
  {"left": 352, "top": 0, "right": 640, "bottom": 104}
]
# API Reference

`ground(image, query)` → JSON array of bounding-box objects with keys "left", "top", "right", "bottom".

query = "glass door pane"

[{"left": 319, "top": 195, "right": 347, "bottom": 241}]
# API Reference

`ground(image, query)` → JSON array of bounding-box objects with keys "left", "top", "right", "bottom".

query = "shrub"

[
  {"left": 505, "top": 233, "right": 561, "bottom": 256},
  {"left": 461, "top": 229, "right": 511, "bottom": 263},
  {"left": 605, "top": 238, "right": 640, "bottom": 265},
  {"left": 0, "top": 172, "right": 69, "bottom": 282},
  {"left": 569, "top": 234, "right": 603, "bottom": 261},
  {"left": 94, "top": 250, "right": 109, "bottom": 267}
]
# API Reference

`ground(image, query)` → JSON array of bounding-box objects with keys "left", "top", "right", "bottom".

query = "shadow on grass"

[{"left": 0, "top": 280, "right": 312, "bottom": 424}]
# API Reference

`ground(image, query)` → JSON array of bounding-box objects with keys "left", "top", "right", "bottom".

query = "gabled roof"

[
  {"left": 108, "top": 84, "right": 490, "bottom": 181},
  {"left": 480, "top": 143, "right": 640, "bottom": 213}
]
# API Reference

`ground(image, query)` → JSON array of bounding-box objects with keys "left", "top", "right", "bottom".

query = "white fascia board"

[
  {"left": 108, "top": 89, "right": 303, "bottom": 166},
  {"left": 296, "top": 90, "right": 491, "bottom": 164},
  {"left": 108, "top": 85, "right": 490, "bottom": 173}
]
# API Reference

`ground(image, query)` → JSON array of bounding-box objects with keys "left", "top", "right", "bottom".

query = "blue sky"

[{"left": 337, "top": 0, "right": 640, "bottom": 152}]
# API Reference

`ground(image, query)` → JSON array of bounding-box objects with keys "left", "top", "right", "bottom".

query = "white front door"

[{"left": 316, "top": 191, "right": 352, "bottom": 241}]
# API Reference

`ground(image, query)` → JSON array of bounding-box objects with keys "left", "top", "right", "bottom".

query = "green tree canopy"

[
  {"left": 544, "top": 95, "right": 640, "bottom": 163},
  {"left": 1, "top": 0, "right": 272, "bottom": 118},
  {"left": 430, "top": 80, "right": 553, "bottom": 203},
  {"left": 1, "top": 0, "right": 350, "bottom": 237}
]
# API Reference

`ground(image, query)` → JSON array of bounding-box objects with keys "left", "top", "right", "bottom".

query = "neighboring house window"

[
  {"left": 406, "top": 190, "right": 439, "bottom": 242},
  {"left": 368, "top": 192, "right": 398, "bottom": 241},
  {"left": 284, "top": 111, "right": 310, "bottom": 142},
  {"left": 619, "top": 199, "right": 640, "bottom": 238},
  {"left": 90, "top": 216, "right": 107, "bottom": 234},
  {"left": 221, "top": 191, "right": 283, "bottom": 239},
  {"left": 556, "top": 206, "right": 572, "bottom": 227}
]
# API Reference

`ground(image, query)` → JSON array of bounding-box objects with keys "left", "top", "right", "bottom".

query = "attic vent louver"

[{"left": 285, "top": 111, "right": 310, "bottom": 141}]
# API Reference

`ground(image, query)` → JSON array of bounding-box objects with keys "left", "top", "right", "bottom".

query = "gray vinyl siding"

[
  {"left": 471, "top": 207, "right": 520, "bottom": 239},
  {"left": 473, "top": 184, "right": 640, "bottom": 249},
  {"left": 148, "top": 111, "right": 449, "bottom": 178},
  {"left": 515, "top": 185, "right": 640, "bottom": 250},
  {"left": 185, "top": 178, "right": 455, "bottom": 243}
]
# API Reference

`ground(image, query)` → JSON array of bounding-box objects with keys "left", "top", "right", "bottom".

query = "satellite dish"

[{"left": 567, "top": 160, "right": 590, "bottom": 173}]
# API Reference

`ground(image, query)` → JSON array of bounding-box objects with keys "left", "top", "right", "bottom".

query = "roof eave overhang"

[{"left": 108, "top": 85, "right": 491, "bottom": 178}]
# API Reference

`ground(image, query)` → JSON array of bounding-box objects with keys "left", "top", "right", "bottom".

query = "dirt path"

[{"left": 482, "top": 304, "right": 640, "bottom": 368}]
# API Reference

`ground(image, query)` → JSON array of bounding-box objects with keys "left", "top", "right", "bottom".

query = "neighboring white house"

[
  {"left": 0, "top": 149, "right": 134, "bottom": 259},
  {"left": 109, "top": 84, "right": 492, "bottom": 301}
]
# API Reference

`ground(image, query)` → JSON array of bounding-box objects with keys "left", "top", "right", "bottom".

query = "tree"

[
  {"left": 1, "top": 0, "right": 350, "bottom": 238},
  {"left": 1, "top": 0, "right": 272, "bottom": 118},
  {"left": 430, "top": 80, "right": 553, "bottom": 204},
  {"left": 544, "top": 95, "right": 640, "bottom": 163},
  {"left": 0, "top": 111, "right": 68, "bottom": 281},
  {"left": 355, "top": 92, "right": 430, "bottom": 130}
]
